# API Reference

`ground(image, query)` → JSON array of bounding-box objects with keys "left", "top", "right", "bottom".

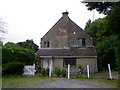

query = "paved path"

[{"left": 38, "top": 78, "right": 113, "bottom": 88}]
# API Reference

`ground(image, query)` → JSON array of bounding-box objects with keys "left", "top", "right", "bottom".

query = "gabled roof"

[
  {"left": 35, "top": 47, "right": 97, "bottom": 58},
  {"left": 41, "top": 11, "right": 86, "bottom": 39}
]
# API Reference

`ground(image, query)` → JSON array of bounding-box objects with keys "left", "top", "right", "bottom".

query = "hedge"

[
  {"left": 2, "top": 47, "right": 35, "bottom": 65},
  {"left": 2, "top": 62, "right": 24, "bottom": 76},
  {"left": 2, "top": 47, "right": 35, "bottom": 76}
]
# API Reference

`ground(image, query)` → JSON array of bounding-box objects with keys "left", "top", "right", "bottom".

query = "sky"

[{"left": 0, "top": 0, "right": 105, "bottom": 47}]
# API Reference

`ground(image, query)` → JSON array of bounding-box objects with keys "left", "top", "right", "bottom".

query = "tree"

[
  {"left": 17, "top": 39, "right": 39, "bottom": 52},
  {"left": 96, "top": 35, "right": 119, "bottom": 70},
  {"left": 84, "top": 19, "right": 91, "bottom": 30},
  {"left": 85, "top": 18, "right": 109, "bottom": 45},
  {"left": 83, "top": 2, "right": 113, "bottom": 15},
  {"left": 106, "top": 2, "right": 120, "bottom": 35},
  {"left": 84, "top": 2, "right": 120, "bottom": 71},
  {"left": 4, "top": 42, "right": 20, "bottom": 48}
]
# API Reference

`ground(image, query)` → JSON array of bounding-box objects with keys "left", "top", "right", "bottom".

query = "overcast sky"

[{"left": 0, "top": 0, "right": 105, "bottom": 47}]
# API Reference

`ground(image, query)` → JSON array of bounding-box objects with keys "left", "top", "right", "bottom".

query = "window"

[
  {"left": 78, "top": 38, "right": 86, "bottom": 46},
  {"left": 63, "top": 58, "right": 76, "bottom": 67},
  {"left": 44, "top": 41, "right": 50, "bottom": 48}
]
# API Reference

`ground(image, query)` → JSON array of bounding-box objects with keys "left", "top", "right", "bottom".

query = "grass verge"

[{"left": 71, "top": 76, "right": 118, "bottom": 88}]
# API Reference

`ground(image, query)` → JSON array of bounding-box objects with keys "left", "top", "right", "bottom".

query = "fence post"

[
  {"left": 108, "top": 64, "right": 112, "bottom": 80},
  {"left": 68, "top": 64, "right": 70, "bottom": 79},
  {"left": 87, "top": 65, "right": 90, "bottom": 78}
]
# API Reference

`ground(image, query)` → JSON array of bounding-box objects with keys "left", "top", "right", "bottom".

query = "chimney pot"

[{"left": 62, "top": 11, "right": 69, "bottom": 15}]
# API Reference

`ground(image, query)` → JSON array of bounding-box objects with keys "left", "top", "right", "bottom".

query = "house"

[{"left": 35, "top": 11, "right": 98, "bottom": 75}]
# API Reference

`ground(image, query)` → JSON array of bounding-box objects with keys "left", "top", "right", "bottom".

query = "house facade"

[{"left": 35, "top": 12, "right": 98, "bottom": 75}]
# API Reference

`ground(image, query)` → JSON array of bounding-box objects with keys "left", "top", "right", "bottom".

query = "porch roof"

[{"left": 35, "top": 47, "right": 97, "bottom": 58}]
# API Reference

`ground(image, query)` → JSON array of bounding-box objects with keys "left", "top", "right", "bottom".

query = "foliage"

[
  {"left": 83, "top": 2, "right": 112, "bottom": 15},
  {"left": 106, "top": 2, "right": 120, "bottom": 35},
  {"left": 85, "top": 18, "right": 109, "bottom": 45},
  {"left": 115, "top": 46, "right": 120, "bottom": 72},
  {"left": 2, "top": 62, "right": 24, "bottom": 76},
  {"left": 77, "top": 64, "right": 82, "bottom": 69},
  {"left": 61, "top": 68, "right": 66, "bottom": 77},
  {"left": 17, "top": 39, "right": 39, "bottom": 52},
  {"left": 41, "top": 68, "right": 46, "bottom": 76},
  {"left": 2, "top": 47, "right": 35, "bottom": 65},
  {"left": 84, "top": 2, "right": 120, "bottom": 71},
  {"left": 4, "top": 42, "right": 20, "bottom": 48},
  {"left": 96, "top": 35, "right": 119, "bottom": 70},
  {"left": 37, "top": 65, "right": 42, "bottom": 73},
  {"left": 41, "top": 68, "right": 49, "bottom": 77},
  {"left": 45, "top": 68, "right": 49, "bottom": 76},
  {"left": 54, "top": 67, "right": 61, "bottom": 77},
  {"left": 84, "top": 19, "right": 91, "bottom": 30}
]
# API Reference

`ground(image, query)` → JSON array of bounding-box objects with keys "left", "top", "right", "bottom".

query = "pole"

[
  {"left": 108, "top": 64, "right": 112, "bottom": 80},
  {"left": 49, "top": 63, "right": 51, "bottom": 77},
  {"left": 87, "top": 65, "right": 90, "bottom": 78},
  {"left": 68, "top": 64, "right": 70, "bottom": 79}
]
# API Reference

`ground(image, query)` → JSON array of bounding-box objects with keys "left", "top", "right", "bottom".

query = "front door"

[{"left": 43, "top": 59, "right": 53, "bottom": 71}]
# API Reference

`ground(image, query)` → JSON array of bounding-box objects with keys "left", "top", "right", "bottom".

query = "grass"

[
  {"left": 2, "top": 75, "right": 55, "bottom": 88},
  {"left": 2, "top": 75, "right": 119, "bottom": 88}
]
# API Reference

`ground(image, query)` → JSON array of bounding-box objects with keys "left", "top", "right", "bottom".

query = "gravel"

[{"left": 40, "top": 78, "right": 113, "bottom": 88}]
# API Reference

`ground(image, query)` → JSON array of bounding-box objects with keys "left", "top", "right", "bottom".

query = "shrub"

[
  {"left": 45, "top": 68, "right": 49, "bottom": 76},
  {"left": 2, "top": 47, "right": 35, "bottom": 65},
  {"left": 54, "top": 67, "right": 61, "bottom": 77},
  {"left": 37, "top": 65, "right": 42, "bottom": 73},
  {"left": 2, "top": 62, "right": 24, "bottom": 76},
  {"left": 77, "top": 64, "right": 82, "bottom": 69},
  {"left": 41, "top": 68, "right": 49, "bottom": 76},
  {"left": 41, "top": 68, "right": 46, "bottom": 76},
  {"left": 61, "top": 68, "right": 66, "bottom": 77}
]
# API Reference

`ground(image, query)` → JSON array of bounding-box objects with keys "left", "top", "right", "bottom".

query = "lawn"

[
  {"left": 2, "top": 75, "right": 119, "bottom": 88},
  {"left": 2, "top": 75, "right": 55, "bottom": 88}
]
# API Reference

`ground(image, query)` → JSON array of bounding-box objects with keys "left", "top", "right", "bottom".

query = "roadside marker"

[
  {"left": 68, "top": 64, "right": 70, "bottom": 79},
  {"left": 108, "top": 64, "right": 112, "bottom": 80},
  {"left": 87, "top": 65, "right": 90, "bottom": 78}
]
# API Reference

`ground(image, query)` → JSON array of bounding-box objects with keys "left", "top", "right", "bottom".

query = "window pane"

[
  {"left": 63, "top": 58, "right": 76, "bottom": 67},
  {"left": 78, "top": 38, "right": 85, "bottom": 46},
  {"left": 82, "top": 38, "right": 85, "bottom": 46}
]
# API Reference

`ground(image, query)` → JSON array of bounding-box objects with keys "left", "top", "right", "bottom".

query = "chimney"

[{"left": 62, "top": 11, "right": 69, "bottom": 17}]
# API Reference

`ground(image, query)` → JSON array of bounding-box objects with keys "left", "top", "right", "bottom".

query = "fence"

[{"left": 23, "top": 64, "right": 36, "bottom": 76}]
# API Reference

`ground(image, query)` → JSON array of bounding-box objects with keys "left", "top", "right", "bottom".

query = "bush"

[
  {"left": 37, "top": 65, "right": 42, "bottom": 73},
  {"left": 2, "top": 47, "right": 35, "bottom": 65},
  {"left": 61, "top": 68, "right": 66, "bottom": 77},
  {"left": 77, "top": 64, "right": 82, "bottom": 69},
  {"left": 2, "top": 62, "right": 24, "bottom": 76},
  {"left": 54, "top": 67, "right": 61, "bottom": 77},
  {"left": 41, "top": 68, "right": 49, "bottom": 76},
  {"left": 41, "top": 68, "right": 46, "bottom": 76}
]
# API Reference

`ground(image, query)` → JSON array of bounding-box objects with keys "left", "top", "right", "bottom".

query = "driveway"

[{"left": 37, "top": 78, "right": 115, "bottom": 88}]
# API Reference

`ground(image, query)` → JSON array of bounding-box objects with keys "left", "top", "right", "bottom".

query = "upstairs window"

[
  {"left": 63, "top": 58, "right": 76, "bottom": 67},
  {"left": 78, "top": 38, "right": 86, "bottom": 46},
  {"left": 44, "top": 41, "right": 50, "bottom": 48}
]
